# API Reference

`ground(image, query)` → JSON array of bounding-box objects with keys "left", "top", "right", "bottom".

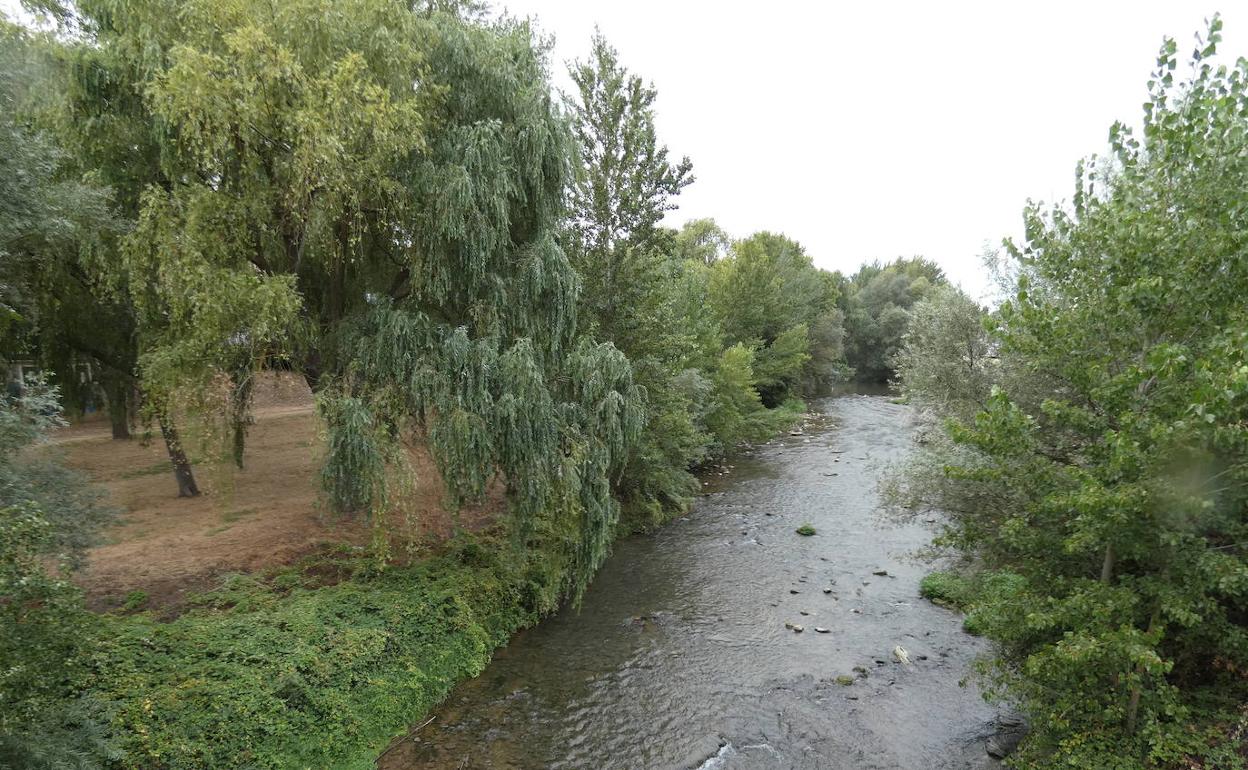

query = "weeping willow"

[
  {"left": 318, "top": 11, "right": 645, "bottom": 601},
  {"left": 58, "top": 0, "right": 645, "bottom": 603}
]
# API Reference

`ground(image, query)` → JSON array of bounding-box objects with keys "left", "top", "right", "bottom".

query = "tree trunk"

[
  {"left": 105, "top": 376, "right": 131, "bottom": 440},
  {"left": 158, "top": 412, "right": 200, "bottom": 498},
  {"left": 1101, "top": 542, "right": 1115, "bottom": 584},
  {"left": 302, "top": 348, "right": 323, "bottom": 394},
  {"left": 229, "top": 369, "right": 253, "bottom": 470}
]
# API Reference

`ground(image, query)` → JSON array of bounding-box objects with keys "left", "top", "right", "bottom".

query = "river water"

[{"left": 379, "top": 393, "right": 1002, "bottom": 769}]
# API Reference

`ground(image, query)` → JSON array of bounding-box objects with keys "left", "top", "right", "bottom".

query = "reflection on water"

[{"left": 379, "top": 393, "right": 998, "bottom": 770}]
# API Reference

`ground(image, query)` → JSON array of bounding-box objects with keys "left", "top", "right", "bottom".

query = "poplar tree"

[{"left": 565, "top": 34, "right": 705, "bottom": 524}]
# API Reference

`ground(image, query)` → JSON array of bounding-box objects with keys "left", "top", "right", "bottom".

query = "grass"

[
  {"left": 918, "top": 570, "right": 974, "bottom": 608},
  {"left": 795, "top": 524, "right": 816, "bottom": 536}
]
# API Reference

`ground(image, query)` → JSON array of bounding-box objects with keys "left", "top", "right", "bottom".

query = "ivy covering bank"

[{"left": 90, "top": 541, "right": 545, "bottom": 769}]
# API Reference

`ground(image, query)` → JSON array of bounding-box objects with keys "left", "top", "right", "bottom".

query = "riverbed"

[{"left": 378, "top": 393, "right": 1001, "bottom": 769}]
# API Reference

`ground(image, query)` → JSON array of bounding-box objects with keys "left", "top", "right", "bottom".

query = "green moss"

[
  {"left": 918, "top": 570, "right": 974, "bottom": 609},
  {"left": 795, "top": 524, "right": 816, "bottom": 536}
]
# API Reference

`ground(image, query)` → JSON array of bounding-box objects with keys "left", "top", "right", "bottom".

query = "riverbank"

[
  {"left": 83, "top": 535, "right": 545, "bottom": 768},
  {"left": 50, "top": 380, "right": 807, "bottom": 767}
]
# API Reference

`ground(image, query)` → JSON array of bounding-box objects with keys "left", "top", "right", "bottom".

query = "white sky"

[
  {"left": 500, "top": 1, "right": 1246, "bottom": 300},
  {"left": 5, "top": 1, "right": 1244, "bottom": 300}
]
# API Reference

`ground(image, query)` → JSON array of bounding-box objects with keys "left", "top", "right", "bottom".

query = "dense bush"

[
  {"left": 87, "top": 540, "right": 539, "bottom": 769},
  {"left": 892, "top": 20, "right": 1248, "bottom": 768}
]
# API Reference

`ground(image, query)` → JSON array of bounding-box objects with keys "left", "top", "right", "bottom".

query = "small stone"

[
  {"left": 799, "top": 610, "right": 811, "bottom": 616},
  {"left": 872, "top": 569, "right": 889, "bottom": 577},
  {"left": 814, "top": 626, "right": 830, "bottom": 633},
  {"left": 822, "top": 588, "right": 833, "bottom": 594},
  {"left": 893, "top": 646, "right": 911, "bottom": 665},
  {"left": 790, "top": 589, "right": 800, "bottom": 594}
]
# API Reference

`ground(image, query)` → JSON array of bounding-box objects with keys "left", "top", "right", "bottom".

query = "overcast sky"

[
  {"left": 501, "top": 1, "right": 1245, "bottom": 300},
  {"left": 5, "top": 1, "right": 1243, "bottom": 300}
]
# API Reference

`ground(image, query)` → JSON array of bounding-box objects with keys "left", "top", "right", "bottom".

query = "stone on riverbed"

[{"left": 986, "top": 730, "right": 1024, "bottom": 759}]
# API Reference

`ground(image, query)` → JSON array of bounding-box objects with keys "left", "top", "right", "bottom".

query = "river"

[{"left": 378, "top": 392, "right": 1003, "bottom": 769}]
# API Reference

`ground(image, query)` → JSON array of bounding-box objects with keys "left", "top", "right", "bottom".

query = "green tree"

[
  {"left": 566, "top": 32, "right": 693, "bottom": 341},
  {"left": 891, "top": 20, "right": 1248, "bottom": 767},
  {"left": 49, "top": 0, "right": 645, "bottom": 599},
  {"left": 892, "top": 285, "right": 991, "bottom": 421},
  {"left": 709, "top": 231, "right": 842, "bottom": 403},
  {"left": 673, "top": 217, "right": 729, "bottom": 266},
  {"left": 840, "top": 256, "right": 946, "bottom": 382},
  {"left": 565, "top": 34, "right": 704, "bottom": 526},
  {"left": 0, "top": 20, "right": 137, "bottom": 444}
]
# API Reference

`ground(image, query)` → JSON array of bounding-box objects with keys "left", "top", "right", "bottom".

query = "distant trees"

[
  {"left": 890, "top": 20, "right": 1248, "bottom": 768},
  {"left": 840, "top": 256, "right": 946, "bottom": 382},
  {"left": 564, "top": 37, "right": 853, "bottom": 526},
  {"left": 708, "top": 232, "right": 844, "bottom": 403}
]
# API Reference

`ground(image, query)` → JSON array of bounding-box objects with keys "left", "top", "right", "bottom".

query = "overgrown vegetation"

[
  {"left": 14, "top": 2, "right": 1243, "bottom": 769},
  {"left": 893, "top": 19, "right": 1248, "bottom": 768},
  {"left": 0, "top": 1, "right": 865, "bottom": 766}
]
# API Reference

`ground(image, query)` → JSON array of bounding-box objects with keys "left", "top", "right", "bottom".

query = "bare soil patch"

[{"left": 56, "top": 373, "right": 501, "bottom": 614}]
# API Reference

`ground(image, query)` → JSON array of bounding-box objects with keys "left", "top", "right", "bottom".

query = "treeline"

[
  {"left": 0, "top": 1, "right": 949, "bottom": 766},
  {"left": 890, "top": 19, "right": 1248, "bottom": 769}
]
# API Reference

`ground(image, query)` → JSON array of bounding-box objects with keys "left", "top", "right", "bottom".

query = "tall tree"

[
  {"left": 565, "top": 34, "right": 703, "bottom": 525},
  {"left": 566, "top": 32, "right": 693, "bottom": 344}
]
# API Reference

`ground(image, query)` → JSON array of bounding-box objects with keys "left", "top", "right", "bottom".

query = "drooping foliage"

[
  {"left": 46, "top": 0, "right": 646, "bottom": 598},
  {"left": 564, "top": 34, "right": 706, "bottom": 526},
  {"left": 890, "top": 20, "right": 1248, "bottom": 768}
]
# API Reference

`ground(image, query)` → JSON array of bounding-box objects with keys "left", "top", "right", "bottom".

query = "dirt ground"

[{"left": 56, "top": 373, "right": 500, "bottom": 614}]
